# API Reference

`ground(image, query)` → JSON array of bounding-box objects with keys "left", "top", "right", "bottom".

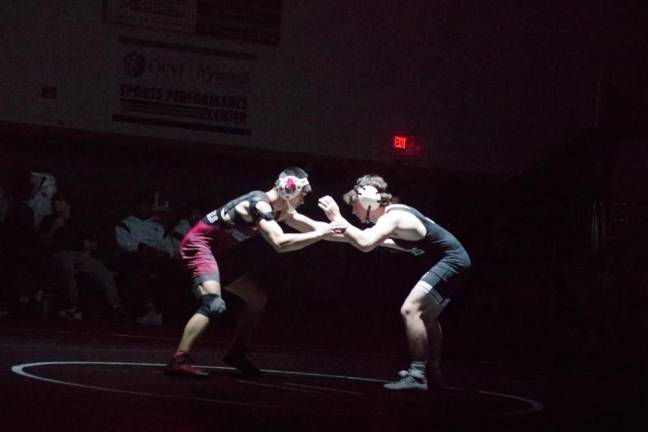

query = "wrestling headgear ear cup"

[
  {"left": 275, "top": 175, "right": 310, "bottom": 200},
  {"left": 356, "top": 185, "right": 382, "bottom": 210}
]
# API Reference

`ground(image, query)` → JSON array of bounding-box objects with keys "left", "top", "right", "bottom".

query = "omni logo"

[
  {"left": 123, "top": 51, "right": 146, "bottom": 78},
  {"left": 123, "top": 51, "right": 185, "bottom": 81}
]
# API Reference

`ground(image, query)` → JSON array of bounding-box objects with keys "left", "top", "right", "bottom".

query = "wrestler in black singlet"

[{"left": 386, "top": 205, "right": 471, "bottom": 300}]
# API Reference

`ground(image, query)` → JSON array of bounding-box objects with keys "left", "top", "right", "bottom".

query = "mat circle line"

[{"left": 11, "top": 361, "right": 543, "bottom": 416}]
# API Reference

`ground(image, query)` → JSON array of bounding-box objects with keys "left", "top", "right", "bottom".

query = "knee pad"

[{"left": 197, "top": 294, "right": 226, "bottom": 319}]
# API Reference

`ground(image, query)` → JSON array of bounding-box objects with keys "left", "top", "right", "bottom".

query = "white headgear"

[
  {"left": 355, "top": 185, "right": 382, "bottom": 210},
  {"left": 275, "top": 175, "right": 310, "bottom": 200}
]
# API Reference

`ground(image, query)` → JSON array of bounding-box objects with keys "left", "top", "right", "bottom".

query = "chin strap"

[{"left": 363, "top": 206, "right": 372, "bottom": 224}]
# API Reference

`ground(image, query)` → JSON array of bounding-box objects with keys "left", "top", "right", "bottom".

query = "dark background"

[
  {"left": 1, "top": 118, "right": 646, "bottom": 375},
  {"left": 1, "top": 0, "right": 647, "bottom": 387}
]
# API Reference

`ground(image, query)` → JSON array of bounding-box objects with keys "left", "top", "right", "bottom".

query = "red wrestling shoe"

[{"left": 164, "top": 352, "right": 209, "bottom": 378}]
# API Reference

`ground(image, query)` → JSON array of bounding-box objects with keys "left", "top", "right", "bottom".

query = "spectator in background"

[
  {"left": 0, "top": 167, "right": 40, "bottom": 315},
  {"left": 28, "top": 171, "right": 57, "bottom": 231},
  {"left": 0, "top": 185, "right": 10, "bottom": 224},
  {"left": 114, "top": 194, "right": 170, "bottom": 325},
  {"left": 151, "top": 202, "right": 205, "bottom": 324},
  {"left": 39, "top": 191, "right": 128, "bottom": 321},
  {"left": 0, "top": 182, "right": 9, "bottom": 317},
  {"left": 162, "top": 203, "right": 203, "bottom": 259}
]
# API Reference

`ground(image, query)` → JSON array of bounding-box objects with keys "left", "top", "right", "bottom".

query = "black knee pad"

[{"left": 197, "top": 294, "right": 226, "bottom": 319}]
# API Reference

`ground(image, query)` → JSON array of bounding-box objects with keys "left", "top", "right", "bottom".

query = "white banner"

[{"left": 114, "top": 37, "right": 255, "bottom": 136}]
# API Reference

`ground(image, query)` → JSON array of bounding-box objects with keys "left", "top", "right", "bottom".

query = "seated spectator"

[
  {"left": 161, "top": 203, "right": 203, "bottom": 259},
  {"left": 0, "top": 168, "right": 40, "bottom": 315},
  {"left": 0, "top": 185, "right": 10, "bottom": 223},
  {"left": 39, "top": 191, "right": 128, "bottom": 321},
  {"left": 155, "top": 203, "right": 204, "bottom": 324},
  {"left": 114, "top": 195, "right": 170, "bottom": 325},
  {"left": 28, "top": 171, "right": 57, "bottom": 231}
]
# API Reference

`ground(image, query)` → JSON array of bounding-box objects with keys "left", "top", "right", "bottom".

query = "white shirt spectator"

[
  {"left": 28, "top": 172, "right": 57, "bottom": 231},
  {"left": 160, "top": 218, "right": 192, "bottom": 259},
  {"left": 115, "top": 215, "right": 167, "bottom": 253}
]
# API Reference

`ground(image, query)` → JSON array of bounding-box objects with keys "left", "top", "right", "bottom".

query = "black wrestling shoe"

[
  {"left": 426, "top": 366, "right": 445, "bottom": 389},
  {"left": 223, "top": 349, "right": 262, "bottom": 376},
  {"left": 110, "top": 306, "right": 131, "bottom": 323}
]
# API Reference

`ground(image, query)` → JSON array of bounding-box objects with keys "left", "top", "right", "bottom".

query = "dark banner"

[{"left": 104, "top": 0, "right": 282, "bottom": 46}]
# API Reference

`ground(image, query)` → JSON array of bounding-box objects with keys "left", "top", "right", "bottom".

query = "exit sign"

[{"left": 391, "top": 135, "right": 422, "bottom": 156}]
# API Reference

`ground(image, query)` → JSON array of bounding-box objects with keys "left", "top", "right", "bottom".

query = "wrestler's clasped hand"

[
  {"left": 328, "top": 220, "right": 348, "bottom": 235},
  {"left": 318, "top": 195, "right": 342, "bottom": 221}
]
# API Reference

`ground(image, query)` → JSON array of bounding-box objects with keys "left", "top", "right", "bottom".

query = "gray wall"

[{"left": 0, "top": 1, "right": 638, "bottom": 176}]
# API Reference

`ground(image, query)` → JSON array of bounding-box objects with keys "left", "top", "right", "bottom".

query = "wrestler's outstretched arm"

[
  {"left": 317, "top": 195, "right": 404, "bottom": 252},
  {"left": 255, "top": 201, "right": 344, "bottom": 253}
]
